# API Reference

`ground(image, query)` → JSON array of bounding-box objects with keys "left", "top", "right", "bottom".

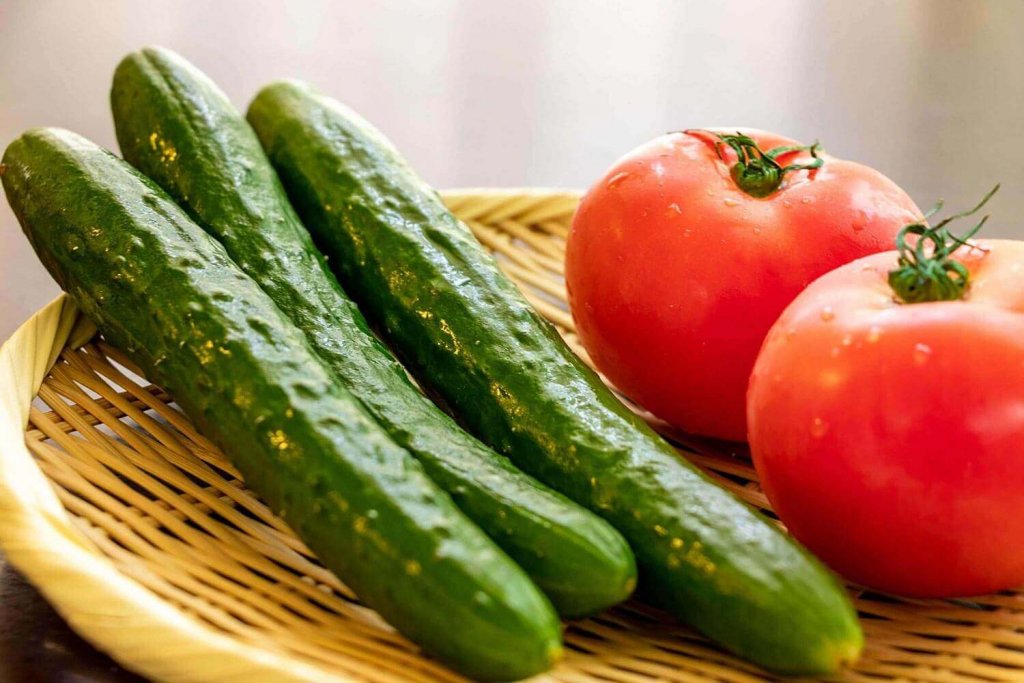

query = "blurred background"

[{"left": 2, "top": 0, "right": 1022, "bottom": 340}]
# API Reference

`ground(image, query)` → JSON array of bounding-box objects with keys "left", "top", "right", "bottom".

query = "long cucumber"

[
  {"left": 1, "top": 127, "right": 562, "bottom": 681},
  {"left": 109, "top": 46, "right": 635, "bottom": 617},
  {"left": 247, "top": 81, "right": 865, "bottom": 676}
]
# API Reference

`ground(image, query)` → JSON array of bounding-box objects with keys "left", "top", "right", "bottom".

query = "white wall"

[{"left": 2, "top": 0, "right": 1021, "bottom": 338}]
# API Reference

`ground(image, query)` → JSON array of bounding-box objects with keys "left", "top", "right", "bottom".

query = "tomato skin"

[
  {"left": 566, "top": 129, "right": 920, "bottom": 441},
  {"left": 748, "top": 240, "right": 1024, "bottom": 597}
]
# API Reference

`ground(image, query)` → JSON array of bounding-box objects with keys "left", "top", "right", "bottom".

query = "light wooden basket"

[{"left": 2, "top": 189, "right": 1023, "bottom": 683}]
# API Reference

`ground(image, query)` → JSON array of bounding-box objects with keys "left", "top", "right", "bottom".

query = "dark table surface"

[{"left": 0, "top": 554, "right": 141, "bottom": 683}]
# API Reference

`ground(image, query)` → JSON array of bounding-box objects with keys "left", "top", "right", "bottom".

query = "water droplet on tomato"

[
  {"left": 852, "top": 223, "right": 865, "bottom": 232},
  {"left": 913, "top": 343, "right": 932, "bottom": 365},
  {"left": 723, "top": 197, "right": 740, "bottom": 207},
  {"left": 867, "top": 326, "right": 882, "bottom": 343},
  {"left": 841, "top": 334, "right": 853, "bottom": 346},
  {"left": 753, "top": 227, "right": 762, "bottom": 235},
  {"left": 801, "top": 197, "right": 813, "bottom": 204},
  {"left": 666, "top": 202, "right": 682, "bottom": 216},
  {"left": 810, "top": 417, "right": 828, "bottom": 438},
  {"left": 820, "top": 306, "right": 835, "bottom": 322},
  {"left": 607, "top": 172, "right": 631, "bottom": 189}
]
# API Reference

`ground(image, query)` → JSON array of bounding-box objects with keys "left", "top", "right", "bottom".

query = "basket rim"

[{"left": 0, "top": 188, "right": 577, "bottom": 683}]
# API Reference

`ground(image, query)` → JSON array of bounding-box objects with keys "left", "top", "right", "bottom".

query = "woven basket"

[{"left": 1, "top": 188, "right": 1022, "bottom": 683}]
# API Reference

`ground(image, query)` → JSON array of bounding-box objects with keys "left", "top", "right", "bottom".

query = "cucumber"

[
  {"left": 109, "top": 46, "right": 635, "bottom": 617},
  {"left": 1, "top": 127, "right": 563, "bottom": 681},
  {"left": 247, "top": 82, "right": 865, "bottom": 676}
]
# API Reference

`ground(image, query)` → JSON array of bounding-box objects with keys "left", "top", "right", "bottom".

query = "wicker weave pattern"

[{"left": 2, "top": 189, "right": 1023, "bottom": 682}]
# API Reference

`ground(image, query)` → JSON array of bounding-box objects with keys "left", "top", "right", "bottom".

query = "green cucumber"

[
  {"left": 247, "top": 81, "right": 865, "bottom": 676},
  {"left": 109, "top": 46, "right": 635, "bottom": 617},
  {"left": 2, "top": 127, "right": 562, "bottom": 681}
]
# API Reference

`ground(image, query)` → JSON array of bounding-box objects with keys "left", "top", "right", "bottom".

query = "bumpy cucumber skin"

[
  {"left": 2, "top": 128, "right": 563, "bottom": 681},
  {"left": 247, "top": 82, "right": 865, "bottom": 676},
  {"left": 109, "top": 46, "right": 636, "bottom": 617}
]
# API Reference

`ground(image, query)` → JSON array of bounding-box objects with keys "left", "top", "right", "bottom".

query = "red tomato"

[
  {"left": 748, "top": 238, "right": 1024, "bottom": 597},
  {"left": 566, "top": 129, "right": 920, "bottom": 440}
]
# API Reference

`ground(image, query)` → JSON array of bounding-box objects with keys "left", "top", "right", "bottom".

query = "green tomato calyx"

[
  {"left": 888, "top": 185, "right": 999, "bottom": 304},
  {"left": 686, "top": 130, "right": 824, "bottom": 198}
]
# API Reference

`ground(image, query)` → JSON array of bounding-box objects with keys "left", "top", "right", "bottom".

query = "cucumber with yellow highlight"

[
  {"left": 110, "top": 46, "right": 636, "bottom": 617},
  {"left": 1, "top": 127, "right": 563, "bottom": 681},
  {"left": 247, "top": 81, "right": 865, "bottom": 676}
]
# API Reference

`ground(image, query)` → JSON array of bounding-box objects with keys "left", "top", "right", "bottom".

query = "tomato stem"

[
  {"left": 887, "top": 185, "right": 999, "bottom": 304},
  {"left": 684, "top": 130, "right": 824, "bottom": 198}
]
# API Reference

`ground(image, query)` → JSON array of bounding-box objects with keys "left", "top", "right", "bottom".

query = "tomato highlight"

[
  {"left": 748, "top": 190, "right": 1024, "bottom": 597},
  {"left": 567, "top": 129, "right": 921, "bottom": 440}
]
